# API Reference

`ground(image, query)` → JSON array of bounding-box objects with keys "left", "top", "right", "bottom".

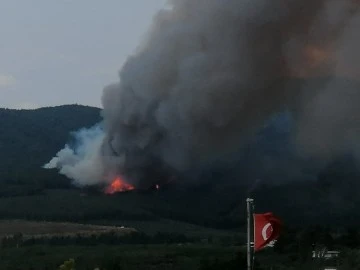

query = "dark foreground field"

[
  {"left": 0, "top": 218, "right": 244, "bottom": 270},
  {"left": 0, "top": 244, "right": 241, "bottom": 270},
  {"left": 2, "top": 240, "right": 360, "bottom": 270},
  {"left": 0, "top": 218, "right": 360, "bottom": 270}
]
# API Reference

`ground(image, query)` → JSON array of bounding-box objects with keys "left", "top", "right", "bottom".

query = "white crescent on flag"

[{"left": 261, "top": 223, "right": 272, "bottom": 241}]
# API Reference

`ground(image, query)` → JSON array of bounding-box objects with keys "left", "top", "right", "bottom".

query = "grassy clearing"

[
  {"left": 91, "top": 218, "right": 242, "bottom": 238},
  {"left": 0, "top": 220, "right": 135, "bottom": 238}
]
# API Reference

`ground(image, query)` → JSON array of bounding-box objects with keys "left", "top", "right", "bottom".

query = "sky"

[{"left": 0, "top": 0, "right": 167, "bottom": 109}]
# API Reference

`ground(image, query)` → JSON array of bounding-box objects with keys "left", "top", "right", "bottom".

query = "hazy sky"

[{"left": 0, "top": 0, "right": 167, "bottom": 109}]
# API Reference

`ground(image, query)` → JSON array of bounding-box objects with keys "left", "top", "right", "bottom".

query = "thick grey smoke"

[
  {"left": 294, "top": 10, "right": 360, "bottom": 158},
  {"left": 45, "top": 0, "right": 360, "bottom": 188}
]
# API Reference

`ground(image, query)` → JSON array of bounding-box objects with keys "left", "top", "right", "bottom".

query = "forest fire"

[{"left": 104, "top": 177, "right": 135, "bottom": 194}]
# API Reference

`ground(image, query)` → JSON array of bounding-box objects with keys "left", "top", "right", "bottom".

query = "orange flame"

[{"left": 104, "top": 177, "right": 135, "bottom": 194}]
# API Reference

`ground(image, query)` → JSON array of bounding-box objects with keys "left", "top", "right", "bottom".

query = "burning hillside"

[
  {"left": 45, "top": 0, "right": 360, "bottom": 189},
  {"left": 104, "top": 177, "right": 135, "bottom": 194}
]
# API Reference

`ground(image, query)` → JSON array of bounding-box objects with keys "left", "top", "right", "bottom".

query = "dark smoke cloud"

[{"left": 45, "top": 0, "right": 360, "bottom": 188}]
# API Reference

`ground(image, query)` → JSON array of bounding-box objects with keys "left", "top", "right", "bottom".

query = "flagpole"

[{"left": 246, "top": 198, "right": 254, "bottom": 270}]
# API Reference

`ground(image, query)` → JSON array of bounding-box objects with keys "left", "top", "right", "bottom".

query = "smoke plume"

[
  {"left": 44, "top": 124, "right": 105, "bottom": 186},
  {"left": 45, "top": 0, "right": 360, "bottom": 188}
]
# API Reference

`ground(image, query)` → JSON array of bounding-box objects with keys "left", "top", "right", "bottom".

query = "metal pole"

[{"left": 247, "top": 198, "right": 254, "bottom": 270}]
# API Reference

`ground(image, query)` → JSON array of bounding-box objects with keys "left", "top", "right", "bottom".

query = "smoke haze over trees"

[{"left": 44, "top": 0, "right": 360, "bottom": 190}]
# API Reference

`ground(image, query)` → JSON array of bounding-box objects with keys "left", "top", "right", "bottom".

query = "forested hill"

[
  {"left": 0, "top": 104, "right": 101, "bottom": 188},
  {"left": 1, "top": 102, "right": 360, "bottom": 229}
]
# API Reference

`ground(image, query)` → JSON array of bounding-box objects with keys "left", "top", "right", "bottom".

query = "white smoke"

[{"left": 44, "top": 124, "right": 105, "bottom": 186}]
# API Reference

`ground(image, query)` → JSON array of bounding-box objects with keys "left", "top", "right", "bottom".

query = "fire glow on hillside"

[{"left": 104, "top": 177, "right": 135, "bottom": 194}]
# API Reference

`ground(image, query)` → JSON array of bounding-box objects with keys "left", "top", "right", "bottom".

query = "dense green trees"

[{"left": 0, "top": 105, "right": 101, "bottom": 188}]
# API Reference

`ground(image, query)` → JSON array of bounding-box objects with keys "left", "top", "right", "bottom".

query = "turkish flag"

[{"left": 254, "top": 212, "right": 282, "bottom": 252}]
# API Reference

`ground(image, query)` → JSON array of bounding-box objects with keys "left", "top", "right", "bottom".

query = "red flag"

[{"left": 254, "top": 212, "right": 282, "bottom": 251}]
